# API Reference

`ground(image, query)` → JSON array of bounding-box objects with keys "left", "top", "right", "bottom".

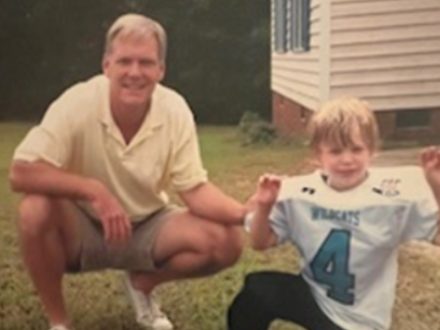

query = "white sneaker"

[{"left": 122, "top": 273, "right": 174, "bottom": 330}]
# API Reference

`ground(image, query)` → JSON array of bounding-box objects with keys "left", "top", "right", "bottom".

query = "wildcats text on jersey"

[{"left": 311, "top": 206, "right": 360, "bottom": 227}]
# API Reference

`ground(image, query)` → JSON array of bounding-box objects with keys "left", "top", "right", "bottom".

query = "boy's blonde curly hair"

[{"left": 308, "top": 97, "right": 380, "bottom": 152}]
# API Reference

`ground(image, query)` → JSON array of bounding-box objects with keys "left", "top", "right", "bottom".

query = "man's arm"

[
  {"left": 178, "top": 182, "right": 246, "bottom": 225},
  {"left": 10, "top": 160, "right": 100, "bottom": 199},
  {"left": 9, "top": 160, "right": 131, "bottom": 243},
  {"left": 420, "top": 147, "right": 440, "bottom": 245}
]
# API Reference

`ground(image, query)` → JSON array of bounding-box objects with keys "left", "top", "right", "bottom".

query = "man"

[{"left": 9, "top": 13, "right": 245, "bottom": 330}]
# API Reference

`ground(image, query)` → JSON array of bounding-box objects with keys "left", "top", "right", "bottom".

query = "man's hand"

[
  {"left": 89, "top": 183, "right": 132, "bottom": 245},
  {"left": 9, "top": 160, "right": 132, "bottom": 245}
]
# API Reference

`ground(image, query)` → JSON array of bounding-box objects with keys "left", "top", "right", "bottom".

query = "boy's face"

[{"left": 316, "top": 133, "right": 373, "bottom": 191}]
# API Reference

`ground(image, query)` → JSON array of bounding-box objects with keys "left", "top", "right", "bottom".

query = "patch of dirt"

[{"left": 393, "top": 242, "right": 440, "bottom": 330}]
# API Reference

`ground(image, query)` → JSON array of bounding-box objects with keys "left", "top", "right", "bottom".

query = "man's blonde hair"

[
  {"left": 308, "top": 97, "right": 380, "bottom": 151},
  {"left": 104, "top": 13, "right": 167, "bottom": 64}
]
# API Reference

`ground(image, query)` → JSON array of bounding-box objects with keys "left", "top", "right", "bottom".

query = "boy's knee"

[
  {"left": 232, "top": 273, "right": 273, "bottom": 312},
  {"left": 244, "top": 271, "right": 279, "bottom": 293}
]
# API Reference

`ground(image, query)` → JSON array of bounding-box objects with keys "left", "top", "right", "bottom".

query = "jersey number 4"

[{"left": 310, "top": 229, "right": 355, "bottom": 305}]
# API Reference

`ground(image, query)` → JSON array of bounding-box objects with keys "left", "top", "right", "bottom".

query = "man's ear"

[{"left": 158, "top": 63, "right": 166, "bottom": 82}]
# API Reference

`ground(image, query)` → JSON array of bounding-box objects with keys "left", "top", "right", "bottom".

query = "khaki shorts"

[{"left": 68, "top": 204, "right": 182, "bottom": 273}]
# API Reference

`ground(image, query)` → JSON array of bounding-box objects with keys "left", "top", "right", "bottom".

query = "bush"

[{"left": 238, "top": 111, "right": 277, "bottom": 145}]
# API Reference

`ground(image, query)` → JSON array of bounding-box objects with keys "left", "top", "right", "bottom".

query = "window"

[
  {"left": 396, "top": 109, "right": 431, "bottom": 128},
  {"left": 273, "top": 0, "right": 310, "bottom": 53},
  {"left": 290, "top": 0, "right": 310, "bottom": 52},
  {"left": 274, "top": 0, "right": 288, "bottom": 53}
]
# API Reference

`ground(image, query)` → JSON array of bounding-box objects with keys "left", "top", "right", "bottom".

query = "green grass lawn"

[{"left": 0, "top": 123, "right": 307, "bottom": 330}]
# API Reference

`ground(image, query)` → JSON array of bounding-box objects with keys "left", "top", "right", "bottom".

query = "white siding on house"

[
  {"left": 271, "top": 0, "right": 323, "bottom": 111},
  {"left": 329, "top": 0, "right": 440, "bottom": 111}
]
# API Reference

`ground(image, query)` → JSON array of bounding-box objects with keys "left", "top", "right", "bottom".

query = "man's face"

[
  {"left": 102, "top": 34, "right": 165, "bottom": 109},
  {"left": 316, "top": 133, "right": 373, "bottom": 191}
]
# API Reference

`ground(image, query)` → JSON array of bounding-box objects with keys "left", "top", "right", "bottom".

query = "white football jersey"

[{"left": 265, "top": 166, "right": 438, "bottom": 330}]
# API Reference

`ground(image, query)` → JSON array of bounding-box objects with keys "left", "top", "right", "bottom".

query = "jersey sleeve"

[
  {"left": 397, "top": 167, "right": 439, "bottom": 242},
  {"left": 13, "top": 97, "right": 73, "bottom": 168}
]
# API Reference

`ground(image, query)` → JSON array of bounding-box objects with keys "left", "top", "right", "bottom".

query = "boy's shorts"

[{"left": 68, "top": 204, "right": 182, "bottom": 273}]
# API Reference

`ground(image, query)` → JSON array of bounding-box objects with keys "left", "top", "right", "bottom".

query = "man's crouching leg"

[
  {"left": 124, "top": 210, "right": 242, "bottom": 329},
  {"left": 18, "top": 194, "right": 80, "bottom": 328},
  {"left": 128, "top": 209, "right": 243, "bottom": 294}
]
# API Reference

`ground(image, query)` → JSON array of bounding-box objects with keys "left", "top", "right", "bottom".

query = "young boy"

[{"left": 227, "top": 97, "right": 440, "bottom": 330}]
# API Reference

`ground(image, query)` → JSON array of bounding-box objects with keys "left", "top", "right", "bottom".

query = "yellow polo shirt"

[{"left": 13, "top": 75, "right": 208, "bottom": 221}]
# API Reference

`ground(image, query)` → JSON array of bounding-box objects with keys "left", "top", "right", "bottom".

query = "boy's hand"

[
  {"left": 421, "top": 146, "right": 440, "bottom": 193},
  {"left": 421, "top": 147, "right": 440, "bottom": 246},
  {"left": 255, "top": 174, "right": 282, "bottom": 208}
]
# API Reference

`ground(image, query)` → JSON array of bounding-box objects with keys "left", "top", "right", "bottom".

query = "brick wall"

[
  {"left": 431, "top": 110, "right": 440, "bottom": 132},
  {"left": 272, "top": 91, "right": 312, "bottom": 137},
  {"left": 273, "top": 90, "right": 440, "bottom": 141},
  {"left": 377, "top": 109, "right": 440, "bottom": 140}
]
